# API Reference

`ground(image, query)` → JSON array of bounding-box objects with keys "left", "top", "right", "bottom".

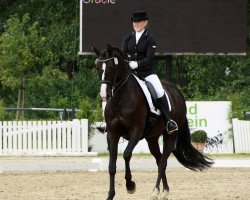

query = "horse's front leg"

[
  {"left": 123, "top": 133, "right": 140, "bottom": 194},
  {"left": 107, "top": 133, "right": 120, "bottom": 200}
]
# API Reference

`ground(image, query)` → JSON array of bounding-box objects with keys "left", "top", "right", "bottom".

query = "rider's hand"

[{"left": 129, "top": 61, "right": 138, "bottom": 69}]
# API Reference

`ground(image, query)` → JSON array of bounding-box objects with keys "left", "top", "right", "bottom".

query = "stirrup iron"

[{"left": 166, "top": 119, "right": 178, "bottom": 134}]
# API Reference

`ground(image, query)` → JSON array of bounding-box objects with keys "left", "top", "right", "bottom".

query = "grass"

[
  {"left": 98, "top": 152, "right": 250, "bottom": 159},
  {"left": 208, "top": 153, "right": 250, "bottom": 159},
  {"left": 98, "top": 152, "right": 153, "bottom": 157}
]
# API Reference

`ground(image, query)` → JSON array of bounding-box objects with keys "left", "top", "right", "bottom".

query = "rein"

[{"left": 111, "top": 68, "right": 131, "bottom": 97}]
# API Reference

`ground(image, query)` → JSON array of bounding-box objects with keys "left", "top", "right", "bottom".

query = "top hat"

[{"left": 131, "top": 11, "right": 149, "bottom": 22}]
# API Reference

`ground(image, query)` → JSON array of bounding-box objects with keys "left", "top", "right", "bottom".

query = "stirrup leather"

[{"left": 166, "top": 119, "right": 178, "bottom": 133}]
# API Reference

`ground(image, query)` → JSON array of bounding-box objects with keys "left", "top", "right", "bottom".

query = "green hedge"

[{"left": 191, "top": 130, "right": 207, "bottom": 143}]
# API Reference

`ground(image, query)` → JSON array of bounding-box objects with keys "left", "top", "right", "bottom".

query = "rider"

[{"left": 97, "top": 11, "right": 178, "bottom": 134}]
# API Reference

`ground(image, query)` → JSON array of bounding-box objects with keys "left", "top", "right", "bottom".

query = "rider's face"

[{"left": 133, "top": 20, "right": 147, "bottom": 32}]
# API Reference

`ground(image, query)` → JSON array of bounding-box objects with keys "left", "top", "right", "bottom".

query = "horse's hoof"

[
  {"left": 150, "top": 188, "right": 160, "bottom": 200},
  {"left": 127, "top": 181, "right": 136, "bottom": 194},
  {"left": 159, "top": 196, "right": 168, "bottom": 200},
  {"left": 106, "top": 193, "right": 115, "bottom": 200},
  {"left": 159, "top": 190, "right": 169, "bottom": 200}
]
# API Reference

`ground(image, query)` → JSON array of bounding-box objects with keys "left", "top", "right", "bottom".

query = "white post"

[
  {"left": 23, "top": 121, "right": 27, "bottom": 152},
  {"left": 72, "top": 119, "right": 78, "bottom": 153},
  {"left": 37, "top": 121, "right": 42, "bottom": 152},
  {"left": 66, "top": 121, "right": 72, "bottom": 153},
  {"left": 47, "top": 121, "right": 52, "bottom": 152},
  {"left": 12, "top": 121, "right": 17, "bottom": 154},
  {"left": 3, "top": 121, "right": 7, "bottom": 154},
  {"left": 33, "top": 121, "right": 37, "bottom": 153},
  {"left": 42, "top": 121, "right": 47, "bottom": 152},
  {"left": 0, "top": 121, "right": 3, "bottom": 154},
  {"left": 7, "top": 121, "right": 13, "bottom": 153},
  {"left": 17, "top": 121, "right": 22, "bottom": 153},
  {"left": 52, "top": 121, "right": 57, "bottom": 153},
  {"left": 81, "top": 119, "right": 88, "bottom": 153},
  {"left": 27, "top": 121, "right": 32, "bottom": 154},
  {"left": 57, "top": 121, "right": 62, "bottom": 152},
  {"left": 62, "top": 121, "right": 67, "bottom": 153},
  {"left": 76, "top": 120, "right": 81, "bottom": 153}
]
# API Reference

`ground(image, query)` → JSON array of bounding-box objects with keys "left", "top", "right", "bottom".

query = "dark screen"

[{"left": 80, "top": 0, "right": 247, "bottom": 55}]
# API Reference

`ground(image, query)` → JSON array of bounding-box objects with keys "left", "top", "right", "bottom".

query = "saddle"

[
  {"left": 132, "top": 74, "right": 160, "bottom": 115},
  {"left": 132, "top": 74, "right": 162, "bottom": 138},
  {"left": 144, "top": 80, "right": 158, "bottom": 107}
]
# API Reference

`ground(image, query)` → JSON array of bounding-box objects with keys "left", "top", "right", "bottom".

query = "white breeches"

[{"left": 145, "top": 74, "right": 165, "bottom": 98}]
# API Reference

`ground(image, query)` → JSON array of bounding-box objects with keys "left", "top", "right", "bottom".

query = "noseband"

[{"left": 96, "top": 56, "right": 131, "bottom": 98}]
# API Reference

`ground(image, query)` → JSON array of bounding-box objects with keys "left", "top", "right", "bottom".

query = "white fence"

[
  {"left": 233, "top": 118, "right": 250, "bottom": 153},
  {"left": 0, "top": 119, "right": 88, "bottom": 156},
  {"left": 91, "top": 119, "right": 250, "bottom": 154},
  {"left": 2, "top": 118, "right": 248, "bottom": 155}
]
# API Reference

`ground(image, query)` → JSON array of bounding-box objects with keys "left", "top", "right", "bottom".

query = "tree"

[
  {"left": 0, "top": 99, "right": 4, "bottom": 119},
  {"left": 0, "top": 13, "right": 53, "bottom": 119},
  {"left": 77, "top": 96, "right": 103, "bottom": 142}
]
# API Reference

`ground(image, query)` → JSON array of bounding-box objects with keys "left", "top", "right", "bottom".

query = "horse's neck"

[
  {"left": 116, "top": 60, "right": 129, "bottom": 80},
  {"left": 109, "top": 58, "right": 144, "bottom": 106},
  {"left": 111, "top": 75, "right": 142, "bottom": 106}
]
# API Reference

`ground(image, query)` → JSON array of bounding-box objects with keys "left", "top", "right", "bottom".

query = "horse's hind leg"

[
  {"left": 158, "top": 133, "right": 178, "bottom": 200},
  {"left": 123, "top": 133, "right": 140, "bottom": 194},
  {"left": 146, "top": 137, "right": 162, "bottom": 199}
]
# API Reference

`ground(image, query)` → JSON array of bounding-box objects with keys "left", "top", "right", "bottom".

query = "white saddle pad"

[{"left": 133, "top": 75, "right": 171, "bottom": 115}]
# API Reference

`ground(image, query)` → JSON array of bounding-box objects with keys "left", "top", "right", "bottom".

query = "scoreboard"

[{"left": 79, "top": 0, "right": 247, "bottom": 55}]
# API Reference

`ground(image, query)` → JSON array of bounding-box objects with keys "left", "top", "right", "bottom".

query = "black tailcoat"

[{"left": 121, "top": 29, "right": 157, "bottom": 77}]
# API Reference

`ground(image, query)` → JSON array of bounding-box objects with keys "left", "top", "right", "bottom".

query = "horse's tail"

[{"left": 172, "top": 118, "right": 214, "bottom": 171}]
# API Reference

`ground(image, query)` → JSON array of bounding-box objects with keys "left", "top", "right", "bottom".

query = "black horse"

[{"left": 93, "top": 44, "right": 213, "bottom": 200}]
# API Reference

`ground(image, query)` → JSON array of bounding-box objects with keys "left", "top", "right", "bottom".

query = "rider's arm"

[
  {"left": 121, "top": 34, "right": 129, "bottom": 58},
  {"left": 137, "top": 36, "right": 156, "bottom": 69}
]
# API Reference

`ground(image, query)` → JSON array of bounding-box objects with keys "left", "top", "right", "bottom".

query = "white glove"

[{"left": 129, "top": 61, "right": 138, "bottom": 69}]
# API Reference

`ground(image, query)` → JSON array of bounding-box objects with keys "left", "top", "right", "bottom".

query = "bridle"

[
  {"left": 96, "top": 56, "right": 131, "bottom": 98},
  {"left": 95, "top": 57, "right": 118, "bottom": 84}
]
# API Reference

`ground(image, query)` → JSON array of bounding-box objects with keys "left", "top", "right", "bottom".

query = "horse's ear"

[
  {"left": 91, "top": 44, "right": 100, "bottom": 56},
  {"left": 107, "top": 44, "right": 113, "bottom": 56},
  {"left": 113, "top": 47, "right": 123, "bottom": 58}
]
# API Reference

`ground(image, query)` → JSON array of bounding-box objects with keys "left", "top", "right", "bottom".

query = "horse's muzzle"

[
  {"left": 100, "top": 83, "right": 107, "bottom": 101},
  {"left": 100, "top": 93, "right": 107, "bottom": 102}
]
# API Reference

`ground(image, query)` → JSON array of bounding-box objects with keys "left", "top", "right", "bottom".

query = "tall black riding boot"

[{"left": 157, "top": 95, "right": 178, "bottom": 134}]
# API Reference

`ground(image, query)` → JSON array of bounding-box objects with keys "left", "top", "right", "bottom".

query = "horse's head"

[{"left": 92, "top": 44, "right": 127, "bottom": 101}]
